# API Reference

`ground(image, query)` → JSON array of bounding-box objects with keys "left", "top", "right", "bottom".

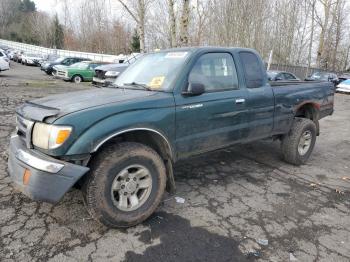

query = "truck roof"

[{"left": 155, "top": 46, "right": 258, "bottom": 54}]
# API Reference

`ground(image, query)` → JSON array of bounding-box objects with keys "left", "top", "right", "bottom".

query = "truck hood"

[
  {"left": 95, "top": 63, "right": 128, "bottom": 72},
  {"left": 17, "top": 88, "right": 158, "bottom": 122}
]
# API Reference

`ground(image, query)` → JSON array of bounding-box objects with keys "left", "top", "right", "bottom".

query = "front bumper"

[
  {"left": 55, "top": 75, "right": 70, "bottom": 81},
  {"left": 336, "top": 87, "right": 350, "bottom": 93},
  {"left": 92, "top": 77, "right": 114, "bottom": 87},
  {"left": 8, "top": 135, "right": 89, "bottom": 203}
]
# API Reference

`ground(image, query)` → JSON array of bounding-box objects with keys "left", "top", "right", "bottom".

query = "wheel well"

[
  {"left": 72, "top": 74, "right": 83, "bottom": 81},
  {"left": 295, "top": 103, "right": 320, "bottom": 135},
  {"left": 118, "top": 130, "right": 173, "bottom": 160},
  {"left": 295, "top": 103, "right": 319, "bottom": 121},
  {"left": 92, "top": 129, "right": 176, "bottom": 193}
]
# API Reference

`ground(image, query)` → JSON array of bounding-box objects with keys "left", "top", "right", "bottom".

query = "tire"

[
  {"left": 72, "top": 75, "right": 83, "bottom": 83},
  {"left": 281, "top": 117, "right": 317, "bottom": 165},
  {"left": 82, "top": 142, "right": 166, "bottom": 228}
]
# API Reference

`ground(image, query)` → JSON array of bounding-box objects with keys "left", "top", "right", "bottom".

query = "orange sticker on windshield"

[{"left": 149, "top": 76, "right": 165, "bottom": 88}]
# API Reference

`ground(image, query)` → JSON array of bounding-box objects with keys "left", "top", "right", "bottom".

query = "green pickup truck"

[
  {"left": 8, "top": 47, "right": 334, "bottom": 227},
  {"left": 55, "top": 61, "right": 110, "bottom": 83}
]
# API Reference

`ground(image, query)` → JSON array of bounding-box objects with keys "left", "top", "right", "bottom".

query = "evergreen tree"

[
  {"left": 51, "top": 14, "right": 64, "bottom": 49},
  {"left": 130, "top": 30, "right": 140, "bottom": 53},
  {"left": 19, "top": 0, "right": 36, "bottom": 12}
]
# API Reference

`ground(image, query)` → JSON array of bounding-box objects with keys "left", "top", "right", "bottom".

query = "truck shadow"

[{"left": 124, "top": 211, "right": 252, "bottom": 262}]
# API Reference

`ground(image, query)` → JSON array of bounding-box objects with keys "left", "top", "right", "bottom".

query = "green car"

[{"left": 56, "top": 61, "right": 109, "bottom": 83}]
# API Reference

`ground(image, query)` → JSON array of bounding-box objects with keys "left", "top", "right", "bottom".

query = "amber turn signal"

[
  {"left": 56, "top": 129, "right": 71, "bottom": 144},
  {"left": 23, "top": 169, "right": 31, "bottom": 185}
]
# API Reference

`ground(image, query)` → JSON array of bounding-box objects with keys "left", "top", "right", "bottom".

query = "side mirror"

[
  {"left": 275, "top": 76, "right": 283, "bottom": 81},
  {"left": 182, "top": 82, "right": 205, "bottom": 96}
]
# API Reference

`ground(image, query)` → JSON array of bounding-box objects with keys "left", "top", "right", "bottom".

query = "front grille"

[
  {"left": 57, "top": 70, "right": 66, "bottom": 77},
  {"left": 16, "top": 114, "right": 34, "bottom": 148},
  {"left": 95, "top": 70, "right": 106, "bottom": 79}
]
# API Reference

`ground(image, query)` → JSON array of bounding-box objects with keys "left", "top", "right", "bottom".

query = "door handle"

[{"left": 235, "top": 98, "right": 245, "bottom": 104}]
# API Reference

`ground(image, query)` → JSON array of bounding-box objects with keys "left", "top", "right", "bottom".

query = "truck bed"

[{"left": 271, "top": 81, "right": 334, "bottom": 135}]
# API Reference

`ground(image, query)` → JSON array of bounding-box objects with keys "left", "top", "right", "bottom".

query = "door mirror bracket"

[{"left": 182, "top": 82, "right": 205, "bottom": 96}]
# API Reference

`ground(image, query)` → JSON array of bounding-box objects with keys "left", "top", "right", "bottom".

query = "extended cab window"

[
  {"left": 239, "top": 52, "right": 264, "bottom": 88},
  {"left": 189, "top": 53, "right": 238, "bottom": 92}
]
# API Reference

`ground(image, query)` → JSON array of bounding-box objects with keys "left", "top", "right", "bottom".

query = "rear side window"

[{"left": 239, "top": 52, "right": 264, "bottom": 88}]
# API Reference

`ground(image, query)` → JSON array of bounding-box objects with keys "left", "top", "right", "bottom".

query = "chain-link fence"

[
  {"left": 0, "top": 39, "right": 124, "bottom": 62},
  {"left": 1, "top": 38, "right": 336, "bottom": 79}
]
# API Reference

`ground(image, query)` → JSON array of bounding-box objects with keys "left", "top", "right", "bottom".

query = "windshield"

[
  {"left": 70, "top": 62, "right": 88, "bottom": 69},
  {"left": 114, "top": 51, "right": 191, "bottom": 91},
  {"left": 54, "top": 57, "right": 65, "bottom": 63},
  {"left": 123, "top": 53, "right": 143, "bottom": 64}
]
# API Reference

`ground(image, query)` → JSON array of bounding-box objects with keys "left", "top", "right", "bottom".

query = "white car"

[
  {"left": 0, "top": 49, "right": 10, "bottom": 72},
  {"left": 336, "top": 79, "right": 350, "bottom": 94},
  {"left": 21, "top": 53, "right": 44, "bottom": 66}
]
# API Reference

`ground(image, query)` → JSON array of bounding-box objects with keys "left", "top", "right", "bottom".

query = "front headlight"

[
  {"left": 32, "top": 123, "right": 72, "bottom": 149},
  {"left": 105, "top": 71, "right": 120, "bottom": 77}
]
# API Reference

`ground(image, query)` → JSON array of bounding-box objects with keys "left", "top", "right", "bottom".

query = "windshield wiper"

[
  {"left": 123, "top": 82, "right": 152, "bottom": 91},
  {"left": 104, "top": 83, "right": 122, "bottom": 89}
]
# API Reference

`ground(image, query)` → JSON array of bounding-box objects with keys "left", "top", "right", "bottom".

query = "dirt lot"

[{"left": 0, "top": 62, "right": 349, "bottom": 262}]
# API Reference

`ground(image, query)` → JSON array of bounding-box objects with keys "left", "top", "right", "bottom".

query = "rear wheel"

[
  {"left": 82, "top": 142, "right": 166, "bottom": 228},
  {"left": 281, "top": 118, "right": 317, "bottom": 165},
  {"left": 72, "top": 75, "right": 83, "bottom": 83}
]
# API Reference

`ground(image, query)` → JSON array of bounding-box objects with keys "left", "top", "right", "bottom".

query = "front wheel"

[
  {"left": 281, "top": 118, "right": 317, "bottom": 165},
  {"left": 82, "top": 142, "right": 166, "bottom": 228}
]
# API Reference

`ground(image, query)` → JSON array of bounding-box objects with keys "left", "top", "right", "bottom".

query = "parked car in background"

[
  {"left": 338, "top": 73, "right": 350, "bottom": 84},
  {"left": 0, "top": 49, "right": 10, "bottom": 72},
  {"left": 13, "top": 51, "right": 24, "bottom": 63},
  {"left": 92, "top": 53, "right": 143, "bottom": 87},
  {"left": 41, "top": 57, "right": 91, "bottom": 75},
  {"left": 336, "top": 79, "right": 350, "bottom": 94},
  {"left": 40, "top": 54, "right": 60, "bottom": 66},
  {"left": 305, "top": 71, "right": 339, "bottom": 86},
  {"left": 21, "top": 53, "right": 44, "bottom": 66},
  {"left": 92, "top": 63, "right": 129, "bottom": 87},
  {"left": 267, "top": 70, "right": 300, "bottom": 81},
  {"left": 0, "top": 45, "right": 10, "bottom": 51},
  {"left": 55, "top": 61, "right": 110, "bottom": 83},
  {"left": 7, "top": 50, "right": 16, "bottom": 60}
]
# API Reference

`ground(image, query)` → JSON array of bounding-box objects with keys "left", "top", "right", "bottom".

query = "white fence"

[{"left": 0, "top": 39, "right": 125, "bottom": 62}]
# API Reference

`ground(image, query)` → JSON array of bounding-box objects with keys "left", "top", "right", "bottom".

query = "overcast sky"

[
  {"left": 33, "top": 0, "right": 59, "bottom": 14},
  {"left": 32, "top": 0, "right": 126, "bottom": 24}
]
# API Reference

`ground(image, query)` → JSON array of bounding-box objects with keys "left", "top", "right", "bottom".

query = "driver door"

[{"left": 174, "top": 52, "right": 250, "bottom": 158}]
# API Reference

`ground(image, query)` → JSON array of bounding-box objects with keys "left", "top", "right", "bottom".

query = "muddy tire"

[
  {"left": 281, "top": 118, "right": 317, "bottom": 166},
  {"left": 82, "top": 142, "right": 166, "bottom": 228}
]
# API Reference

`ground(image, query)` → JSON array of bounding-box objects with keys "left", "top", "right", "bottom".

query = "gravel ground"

[{"left": 0, "top": 62, "right": 349, "bottom": 262}]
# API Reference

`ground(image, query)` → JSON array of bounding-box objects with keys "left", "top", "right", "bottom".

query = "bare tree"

[
  {"left": 117, "top": 0, "right": 153, "bottom": 52},
  {"left": 168, "top": 0, "right": 177, "bottom": 47},
  {"left": 179, "top": 0, "right": 190, "bottom": 46},
  {"left": 307, "top": 0, "right": 316, "bottom": 75}
]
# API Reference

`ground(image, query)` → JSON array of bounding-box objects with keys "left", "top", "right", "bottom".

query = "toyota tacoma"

[{"left": 8, "top": 47, "right": 334, "bottom": 227}]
